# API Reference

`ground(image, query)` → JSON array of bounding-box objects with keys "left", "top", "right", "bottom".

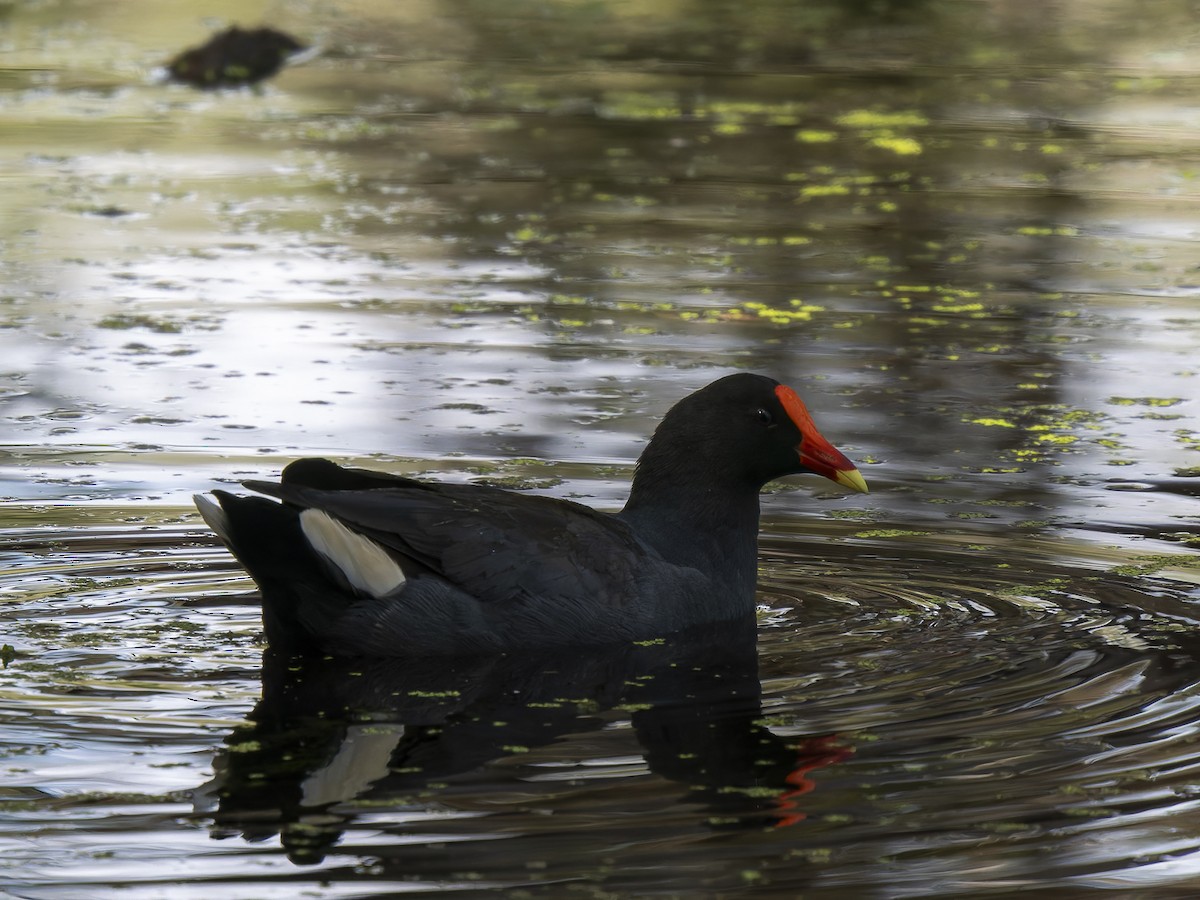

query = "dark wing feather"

[{"left": 247, "top": 479, "right": 652, "bottom": 608}]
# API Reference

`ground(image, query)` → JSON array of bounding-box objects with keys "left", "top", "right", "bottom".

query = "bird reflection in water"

[{"left": 194, "top": 616, "right": 851, "bottom": 864}]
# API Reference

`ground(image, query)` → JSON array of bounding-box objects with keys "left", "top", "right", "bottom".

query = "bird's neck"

[{"left": 618, "top": 466, "right": 763, "bottom": 598}]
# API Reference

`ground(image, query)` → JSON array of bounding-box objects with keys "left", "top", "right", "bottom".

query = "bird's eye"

[{"left": 755, "top": 407, "right": 774, "bottom": 426}]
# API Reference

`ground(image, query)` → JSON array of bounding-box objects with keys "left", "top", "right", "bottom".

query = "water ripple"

[{"left": 3, "top": 523, "right": 1200, "bottom": 897}]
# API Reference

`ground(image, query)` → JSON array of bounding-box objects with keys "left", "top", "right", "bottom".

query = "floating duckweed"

[
  {"left": 836, "top": 109, "right": 929, "bottom": 128},
  {"left": 997, "top": 577, "right": 1070, "bottom": 598},
  {"left": 969, "top": 403, "right": 1111, "bottom": 463},
  {"left": 1016, "top": 225, "right": 1078, "bottom": 236},
  {"left": 932, "top": 302, "right": 985, "bottom": 313},
  {"left": 731, "top": 300, "right": 825, "bottom": 325},
  {"left": 1109, "top": 397, "right": 1184, "bottom": 407},
  {"left": 826, "top": 508, "right": 876, "bottom": 519},
  {"left": 871, "top": 136, "right": 923, "bottom": 155},
  {"left": 97, "top": 314, "right": 186, "bottom": 333},
  {"left": 855, "top": 529, "right": 933, "bottom": 538},
  {"left": 1034, "top": 433, "right": 1079, "bottom": 445},
  {"left": 706, "top": 99, "right": 809, "bottom": 119},
  {"left": 599, "top": 91, "right": 684, "bottom": 120},
  {"left": 795, "top": 129, "right": 837, "bottom": 143},
  {"left": 799, "top": 184, "right": 852, "bottom": 198},
  {"left": 1174, "top": 429, "right": 1200, "bottom": 450},
  {"left": 510, "top": 226, "right": 551, "bottom": 243},
  {"left": 1113, "top": 76, "right": 1170, "bottom": 92},
  {"left": 1109, "top": 554, "right": 1200, "bottom": 577}
]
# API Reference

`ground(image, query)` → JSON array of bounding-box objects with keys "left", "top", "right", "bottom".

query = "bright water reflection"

[{"left": 2, "top": 0, "right": 1200, "bottom": 895}]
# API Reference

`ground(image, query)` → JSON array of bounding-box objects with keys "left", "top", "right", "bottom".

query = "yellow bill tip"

[{"left": 834, "top": 468, "right": 869, "bottom": 494}]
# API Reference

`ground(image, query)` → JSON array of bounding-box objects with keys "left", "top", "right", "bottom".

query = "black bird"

[{"left": 194, "top": 373, "right": 867, "bottom": 656}]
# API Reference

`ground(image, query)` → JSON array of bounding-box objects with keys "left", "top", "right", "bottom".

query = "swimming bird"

[{"left": 194, "top": 373, "right": 867, "bottom": 656}]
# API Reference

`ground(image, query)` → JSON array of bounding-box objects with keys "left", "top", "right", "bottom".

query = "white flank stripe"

[
  {"left": 193, "top": 493, "right": 232, "bottom": 546},
  {"left": 300, "top": 509, "right": 406, "bottom": 598},
  {"left": 300, "top": 723, "right": 407, "bottom": 807}
]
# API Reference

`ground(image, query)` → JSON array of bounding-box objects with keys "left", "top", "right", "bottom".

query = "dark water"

[{"left": 2, "top": 0, "right": 1200, "bottom": 896}]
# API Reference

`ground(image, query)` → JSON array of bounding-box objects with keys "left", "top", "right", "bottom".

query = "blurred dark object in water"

[{"left": 167, "top": 26, "right": 305, "bottom": 89}]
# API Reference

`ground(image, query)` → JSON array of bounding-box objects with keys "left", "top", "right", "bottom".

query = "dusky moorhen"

[{"left": 195, "top": 373, "right": 867, "bottom": 655}]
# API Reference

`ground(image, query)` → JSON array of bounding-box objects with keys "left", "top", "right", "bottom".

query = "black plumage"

[{"left": 196, "top": 373, "right": 867, "bottom": 656}]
